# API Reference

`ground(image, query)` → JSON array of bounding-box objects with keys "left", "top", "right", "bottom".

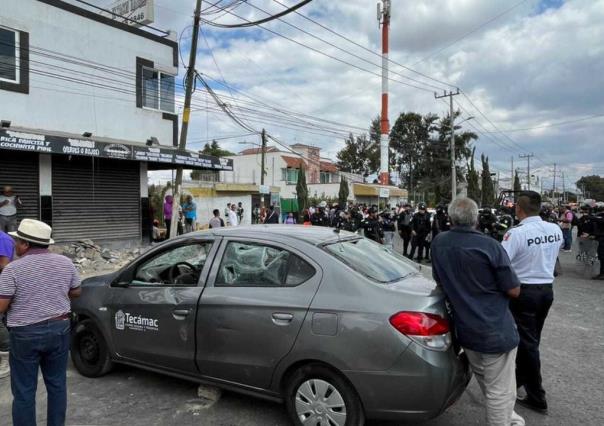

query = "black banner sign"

[{"left": 0, "top": 129, "right": 234, "bottom": 171}]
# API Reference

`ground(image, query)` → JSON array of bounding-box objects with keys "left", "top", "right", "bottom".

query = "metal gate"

[
  {"left": 52, "top": 156, "right": 141, "bottom": 242},
  {"left": 0, "top": 151, "right": 39, "bottom": 221}
]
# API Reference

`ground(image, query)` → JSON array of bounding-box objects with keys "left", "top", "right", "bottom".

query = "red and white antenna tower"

[{"left": 378, "top": 0, "right": 391, "bottom": 185}]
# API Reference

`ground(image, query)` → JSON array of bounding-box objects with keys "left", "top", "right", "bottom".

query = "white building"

[
  {"left": 0, "top": 0, "right": 232, "bottom": 242},
  {"left": 219, "top": 143, "right": 407, "bottom": 210}
]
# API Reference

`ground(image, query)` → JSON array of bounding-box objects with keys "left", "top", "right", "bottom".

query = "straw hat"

[{"left": 9, "top": 219, "right": 54, "bottom": 245}]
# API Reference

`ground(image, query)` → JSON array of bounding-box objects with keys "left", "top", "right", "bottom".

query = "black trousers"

[
  {"left": 510, "top": 284, "right": 554, "bottom": 404},
  {"left": 399, "top": 226, "right": 412, "bottom": 255},
  {"left": 598, "top": 240, "right": 604, "bottom": 275},
  {"left": 409, "top": 234, "right": 427, "bottom": 261}
]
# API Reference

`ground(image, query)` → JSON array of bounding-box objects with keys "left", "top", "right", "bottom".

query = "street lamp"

[{"left": 458, "top": 116, "right": 475, "bottom": 126}]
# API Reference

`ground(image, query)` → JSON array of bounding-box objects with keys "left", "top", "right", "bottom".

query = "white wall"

[
  {"left": 193, "top": 194, "right": 253, "bottom": 227},
  {"left": 1, "top": 0, "right": 176, "bottom": 145}
]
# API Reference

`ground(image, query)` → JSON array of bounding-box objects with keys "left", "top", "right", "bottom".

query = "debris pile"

[{"left": 50, "top": 239, "right": 143, "bottom": 276}]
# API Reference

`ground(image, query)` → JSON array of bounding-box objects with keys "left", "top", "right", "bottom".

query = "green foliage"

[
  {"left": 480, "top": 154, "right": 495, "bottom": 207},
  {"left": 466, "top": 148, "right": 481, "bottom": 203},
  {"left": 576, "top": 175, "right": 604, "bottom": 201},
  {"left": 191, "top": 140, "right": 235, "bottom": 181},
  {"left": 296, "top": 163, "right": 309, "bottom": 214},
  {"left": 336, "top": 117, "right": 380, "bottom": 176},
  {"left": 338, "top": 176, "right": 349, "bottom": 207}
]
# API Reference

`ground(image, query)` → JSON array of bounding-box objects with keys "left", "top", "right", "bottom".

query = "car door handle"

[
  {"left": 272, "top": 313, "right": 294, "bottom": 325},
  {"left": 173, "top": 308, "right": 191, "bottom": 319}
]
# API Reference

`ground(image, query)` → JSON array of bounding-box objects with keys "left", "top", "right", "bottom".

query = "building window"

[
  {"left": 141, "top": 66, "right": 175, "bottom": 113},
  {"left": 282, "top": 168, "right": 298, "bottom": 184},
  {"left": 320, "top": 171, "right": 331, "bottom": 184},
  {"left": 0, "top": 26, "right": 19, "bottom": 84}
]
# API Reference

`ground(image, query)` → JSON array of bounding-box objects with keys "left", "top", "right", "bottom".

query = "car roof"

[{"left": 183, "top": 225, "right": 358, "bottom": 245}]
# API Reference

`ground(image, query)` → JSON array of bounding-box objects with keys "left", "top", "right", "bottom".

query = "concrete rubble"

[{"left": 50, "top": 239, "right": 145, "bottom": 276}]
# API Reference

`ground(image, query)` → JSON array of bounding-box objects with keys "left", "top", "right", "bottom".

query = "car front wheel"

[
  {"left": 71, "top": 319, "right": 114, "bottom": 377},
  {"left": 285, "top": 363, "right": 365, "bottom": 426}
]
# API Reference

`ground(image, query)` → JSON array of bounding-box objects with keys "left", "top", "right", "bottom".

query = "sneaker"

[
  {"left": 516, "top": 395, "right": 548, "bottom": 414},
  {"left": 0, "top": 351, "right": 9, "bottom": 379}
]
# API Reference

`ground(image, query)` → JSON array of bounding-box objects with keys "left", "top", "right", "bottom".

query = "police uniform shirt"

[{"left": 502, "top": 216, "right": 563, "bottom": 284}]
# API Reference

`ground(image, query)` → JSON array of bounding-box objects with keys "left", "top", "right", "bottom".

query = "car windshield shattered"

[{"left": 324, "top": 238, "right": 419, "bottom": 283}]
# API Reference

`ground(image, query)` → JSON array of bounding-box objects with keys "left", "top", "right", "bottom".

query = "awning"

[
  {"left": 282, "top": 155, "right": 306, "bottom": 169},
  {"left": 353, "top": 183, "right": 408, "bottom": 198},
  {"left": 0, "top": 127, "right": 233, "bottom": 171}
]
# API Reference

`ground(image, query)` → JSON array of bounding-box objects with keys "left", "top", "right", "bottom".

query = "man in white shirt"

[
  {"left": 228, "top": 203, "right": 239, "bottom": 227},
  {"left": 0, "top": 186, "right": 22, "bottom": 232},
  {"left": 502, "top": 191, "right": 563, "bottom": 415}
]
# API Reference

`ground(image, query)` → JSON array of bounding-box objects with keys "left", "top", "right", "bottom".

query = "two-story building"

[
  {"left": 218, "top": 143, "right": 407, "bottom": 211},
  {"left": 0, "top": 0, "right": 232, "bottom": 243}
]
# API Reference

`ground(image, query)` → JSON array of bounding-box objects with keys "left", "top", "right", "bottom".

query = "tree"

[
  {"left": 389, "top": 112, "right": 438, "bottom": 196},
  {"left": 514, "top": 170, "right": 522, "bottom": 199},
  {"left": 338, "top": 176, "right": 349, "bottom": 207},
  {"left": 336, "top": 133, "right": 379, "bottom": 177},
  {"left": 466, "top": 148, "right": 481, "bottom": 203},
  {"left": 191, "top": 140, "right": 235, "bottom": 180},
  {"left": 481, "top": 155, "right": 495, "bottom": 207},
  {"left": 576, "top": 175, "right": 604, "bottom": 201},
  {"left": 296, "top": 164, "right": 309, "bottom": 215}
]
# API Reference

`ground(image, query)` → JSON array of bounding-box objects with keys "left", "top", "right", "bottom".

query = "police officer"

[
  {"left": 501, "top": 191, "right": 563, "bottom": 414},
  {"left": 361, "top": 207, "right": 383, "bottom": 243},
  {"left": 409, "top": 203, "right": 431, "bottom": 262},
  {"left": 381, "top": 208, "right": 396, "bottom": 249},
  {"left": 310, "top": 202, "right": 329, "bottom": 227},
  {"left": 588, "top": 204, "right": 604, "bottom": 280},
  {"left": 396, "top": 204, "right": 413, "bottom": 256}
]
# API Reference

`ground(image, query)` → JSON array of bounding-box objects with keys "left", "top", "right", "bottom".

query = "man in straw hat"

[{"left": 0, "top": 219, "right": 81, "bottom": 426}]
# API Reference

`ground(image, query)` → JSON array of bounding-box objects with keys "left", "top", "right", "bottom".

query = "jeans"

[
  {"left": 464, "top": 348, "right": 524, "bottom": 426},
  {"left": 0, "top": 214, "right": 18, "bottom": 232},
  {"left": 561, "top": 228, "right": 572, "bottom": 250},
  {"left": 509, "top": 284, "right": 554, "bottom": 405},
  {"left": 9, "top": 319, "right": 71, "bottom": 426}
]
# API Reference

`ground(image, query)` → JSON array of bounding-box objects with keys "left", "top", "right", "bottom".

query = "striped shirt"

[{"left": 0, "top": 248, "right": 80, "bottom": 327}]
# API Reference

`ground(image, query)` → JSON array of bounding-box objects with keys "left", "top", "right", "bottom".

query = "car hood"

[{"left": 81, "top": 271, "right": 118, "bottom": 288}]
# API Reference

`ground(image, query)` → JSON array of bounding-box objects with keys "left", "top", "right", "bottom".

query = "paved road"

[{"left": 1, "top": 243, "right": 603, "bottom": 425}]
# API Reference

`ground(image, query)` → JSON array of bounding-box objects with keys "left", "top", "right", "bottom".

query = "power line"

[
  {"left": 480, "top": 113, "right": 604, "bottom": 133},
  {"left": 201, "top": 0, "right": 313, "bottom": 28},
  {"left": 270, "top": 0, "right": 457, "bottom": 90}
]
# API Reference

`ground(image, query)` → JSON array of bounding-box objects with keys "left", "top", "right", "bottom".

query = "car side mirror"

[{"left": 112, "top": 268, "right": 134, "bottom": 288}]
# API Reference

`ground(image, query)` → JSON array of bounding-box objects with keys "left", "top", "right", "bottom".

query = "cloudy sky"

[{"left": 87, "top": 0, "right": 604, "bottom": 191}]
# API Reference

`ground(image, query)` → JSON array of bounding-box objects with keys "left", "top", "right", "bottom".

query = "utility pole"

[
  {"left": 552, "top": 163, "right": 557, "bottom": 205},
  {"left": 377, "top": 0, "right": 391, "bottom": 186},
  {"left": 519, "top": 153, "right": 534, "bottom": 190},
  {"left": 511, "top": 156, "right": 514, "bottom": 191},
  {"left": 562, "top": 171, "right": 566, "bottom": 203},
  {"left": 260, "top": 128, "right": 267, "bottom": 209},
  {"left": 435, "top": 89, "right": 460, "bottom": 199},
  {"left": 170, "top": 0, "right": 203, "bottom": 239}
]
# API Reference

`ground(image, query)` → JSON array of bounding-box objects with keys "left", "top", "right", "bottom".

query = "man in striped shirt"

[{"left": 0, "top": 219, "right": 81, "bottom": 426}]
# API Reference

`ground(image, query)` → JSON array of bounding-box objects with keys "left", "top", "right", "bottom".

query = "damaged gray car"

[{"left": 71, "top": 225, "right": 470, "bottom": 425}]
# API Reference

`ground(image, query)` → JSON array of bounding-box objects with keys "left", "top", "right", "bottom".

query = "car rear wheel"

[
  {"left": 285, "top": 364, "right": 365, "bottom": 426},
  {"left": 71, "top": 319, "right": 113, "bottom": 377}
]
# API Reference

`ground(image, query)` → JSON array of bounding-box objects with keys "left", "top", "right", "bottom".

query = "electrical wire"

[{"left": 200, "top": 0, "right": 313, "bottom": 28}]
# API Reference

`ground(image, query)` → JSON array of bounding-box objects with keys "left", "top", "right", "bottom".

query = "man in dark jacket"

[
  {"left": 263, "top": 205, "right": 279, "bottom": 224},
  {"left": 361, "top": 208, "right": 384, "bottom": 243},
  {"left": 397, "top": 204, "right": 413, "bottom": 256},
  {"left": 409, "top": 203, "right": 431, "bottom": 262}
]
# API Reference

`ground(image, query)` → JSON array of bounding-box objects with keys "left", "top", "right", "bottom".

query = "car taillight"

[{"left": 389, "top": 311, "right": 451, "bottom": 351}]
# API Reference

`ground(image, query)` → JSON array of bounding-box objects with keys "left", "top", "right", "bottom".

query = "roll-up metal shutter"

[
  {"left": 52, "top": 156, "right": 140, "bottom": 242},
  {"left": 0, "top": 151, "right": 39, "bottom": 221}
]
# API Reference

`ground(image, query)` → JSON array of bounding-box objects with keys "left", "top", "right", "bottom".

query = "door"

[
  {"left": 109, "top": 237, "right": 218, "bottom": 374},
  {"left": 196, "top": 238, "right": 322, "bottom": 389}
]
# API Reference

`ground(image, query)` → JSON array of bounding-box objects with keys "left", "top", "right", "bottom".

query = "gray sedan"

[{"left": 70, "top": 225, "right": 470, "bottom": 425}]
